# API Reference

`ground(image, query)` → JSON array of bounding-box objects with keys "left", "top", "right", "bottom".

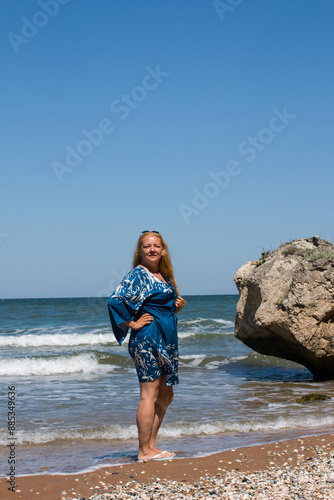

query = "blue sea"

[{"left": 1, "top": 295, "right": 334, "bottom": 476}]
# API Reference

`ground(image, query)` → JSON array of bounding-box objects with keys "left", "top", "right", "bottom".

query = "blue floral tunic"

[{"left": 108, "top": 266, "right": 179, "bottom": 386}]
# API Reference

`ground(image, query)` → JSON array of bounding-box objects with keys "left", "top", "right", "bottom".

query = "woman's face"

[{"left": 139, "top": 235, "right": 163, "bottom": 269}]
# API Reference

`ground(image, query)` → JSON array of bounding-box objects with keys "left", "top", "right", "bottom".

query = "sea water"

[{"left": 1, "top": 296, "right": 334, "bottom": 476}]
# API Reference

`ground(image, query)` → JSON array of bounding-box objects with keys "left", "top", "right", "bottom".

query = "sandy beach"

[{"left": 2, "top": 432, "right": 333, "bottom": 500}]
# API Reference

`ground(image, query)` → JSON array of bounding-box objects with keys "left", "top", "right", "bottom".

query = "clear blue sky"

[{"left": 1, "top": 0, "right": 333, "bottom": 298}]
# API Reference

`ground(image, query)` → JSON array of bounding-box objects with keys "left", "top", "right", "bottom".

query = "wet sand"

[{"left": 1, "top": 433, "right": 334, "bottom": 499}]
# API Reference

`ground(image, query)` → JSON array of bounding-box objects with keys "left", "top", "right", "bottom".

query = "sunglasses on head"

[{"left": 141, "top": 230, "right": 160, "bottom": 234}]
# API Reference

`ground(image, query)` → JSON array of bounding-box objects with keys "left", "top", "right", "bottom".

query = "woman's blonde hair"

[{"left": 133, "top": 231, "right": 180, "bottom": 295}]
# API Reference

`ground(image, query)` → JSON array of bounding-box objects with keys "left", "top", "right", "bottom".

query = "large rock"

[{"left": 234, "top": 236, "right": 334, "bottom": 380}]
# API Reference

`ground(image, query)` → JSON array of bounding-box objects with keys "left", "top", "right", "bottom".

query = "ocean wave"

[
  {"left": 0, "top": 351, "right": 241, "bottom": 377},
  {"left": 178, "top": 329, "right": 234, "bottom": 340},
  {"left": 0, "top": 353, "right": 119, "bottom": 377},
  {"left": 2, "top": 414, "right": 334, "bottom": 446},
  {"left": 0, "top": 330, "right": 116, "bottom": 348},
  {"left": 179, "top": 318, "right": 234, "bottom": 329},
  {"left": 158, "top": 414, "right": 334, "bottom": 439},
  {"left": 0, "top": 425, "right": 139, "bottom": 446},
  {"left": 179, "top": 354, "right": 247, "bottom": 369},
  {"left": 177, "top": 317, "right": 235, "bottom": 340},
  {"left": 181, "top": 318, "right": 234, "bottom": 326}
]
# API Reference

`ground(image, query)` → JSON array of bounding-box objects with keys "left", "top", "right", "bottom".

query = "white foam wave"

[
  {"left": 178, "top": 317, "right": 234, "bottom": 339},
  {"left": 0, "top": 425, "right": 139, "bottom": 445},
  {"left": 179, "top": 354, "right": 207, "bottom": 367},
  {"left": 180, "top": 317, "right": 234, "bottom": 327},
  {"left": 2, "top": 415, "right": 334, "bottom": 446},
  {"left": 179, "top": 354, "right": 247, "bottom": 368},
  {"left": 160, "top": 414, "right": 334, "bottom": 438},
  {"left": 178, "top": 330, "right": 232, "bottom": 340},
  {"left": 212, "top": 319, "right": 235, "bottom": 325},
  {"left": 179, "top": 354, "right": 205, "bottom": 359},
  {"left": 0, "top": 353, "right": 115, "bottom": 377},
  {"left": 0, "top": 332, "right": 116, "bottom": 347}
]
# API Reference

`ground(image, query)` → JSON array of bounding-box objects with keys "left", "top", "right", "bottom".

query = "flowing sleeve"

[{"left": 107, "top": 268, "right": 148, "bottom": 345}]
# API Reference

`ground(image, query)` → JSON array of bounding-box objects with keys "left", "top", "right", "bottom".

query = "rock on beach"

[{"left": 234, "top": 236, "right": 334, "bottom": 380}]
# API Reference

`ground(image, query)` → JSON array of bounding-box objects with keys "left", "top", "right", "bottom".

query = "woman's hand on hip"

[
  {"left": 126, "top": 313, "right": 153, "bottom": 330},
  {"left": 175, "top": 296, "right": 186, "bottom": 314}
]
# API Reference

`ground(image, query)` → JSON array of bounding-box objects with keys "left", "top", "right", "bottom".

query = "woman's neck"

[{"left": 140, "top": 264, "right": 159, "bottom": 274}]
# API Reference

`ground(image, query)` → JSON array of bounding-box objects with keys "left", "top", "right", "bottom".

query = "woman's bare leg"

[
  {"left": 137, "top": 378, "right": 160, "bottom": 460},
  {"left": 149, "top": 379, "right": 173, "bottom": 453},
  {"left": 137, "top": 376, "right": 173, "bottom": 460}
]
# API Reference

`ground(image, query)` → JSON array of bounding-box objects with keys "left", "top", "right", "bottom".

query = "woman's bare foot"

[
  {"left": 156, "top": 450, "right": 175, "bottom": 458},
  {"left": 137, "top": 450, "right": 175, "bottom": 462}
]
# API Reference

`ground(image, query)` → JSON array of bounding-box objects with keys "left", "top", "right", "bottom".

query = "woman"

[{"left": 108, "top": 231, "right": 186, "bottom": 462}]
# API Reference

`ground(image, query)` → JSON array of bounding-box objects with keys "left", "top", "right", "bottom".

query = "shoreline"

[{"left": 2, "top": 432, "right": 333, "bottom": 500}]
